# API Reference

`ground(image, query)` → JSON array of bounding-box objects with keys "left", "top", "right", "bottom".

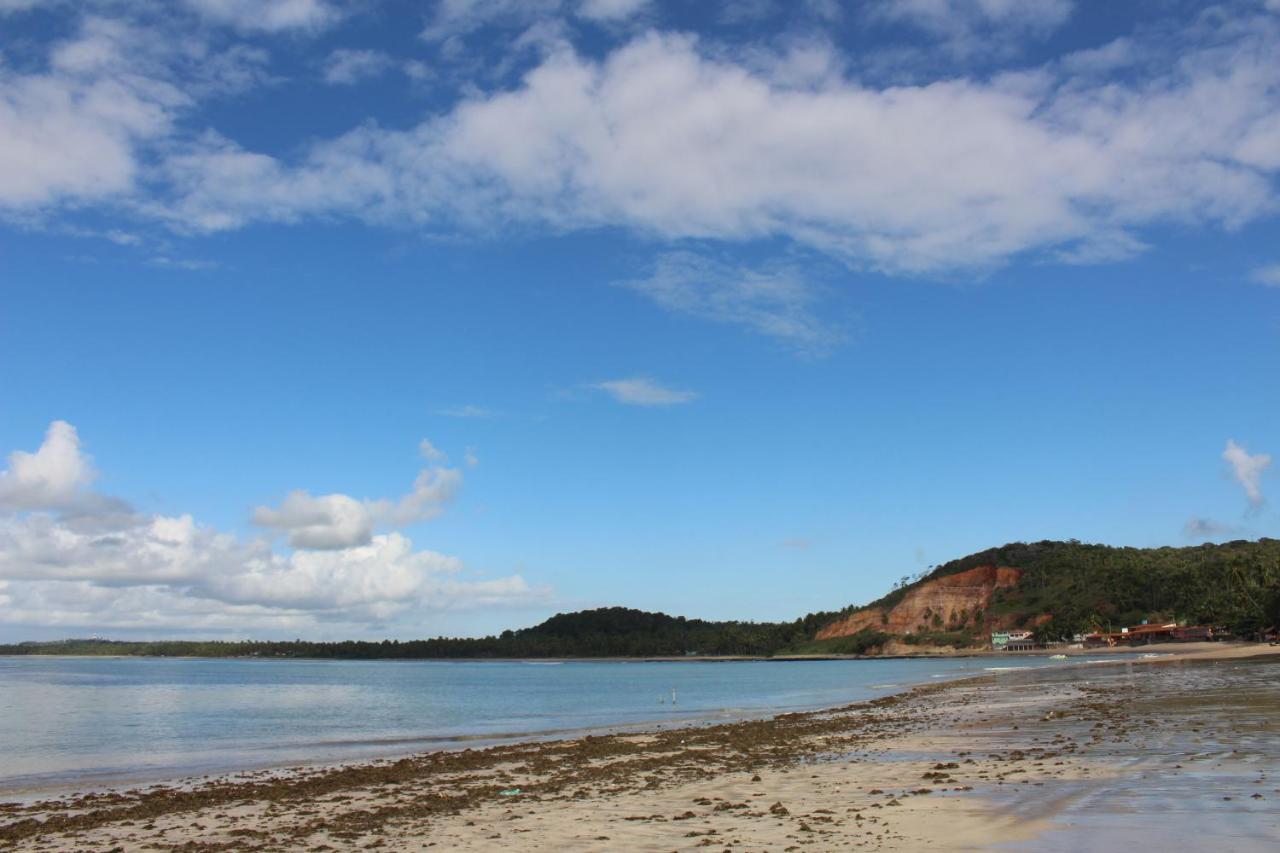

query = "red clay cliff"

[{"left": 816, "top": 565, "right": 1022, "bottom": 640}]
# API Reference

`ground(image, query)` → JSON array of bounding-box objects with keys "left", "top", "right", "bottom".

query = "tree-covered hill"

[
  {"left": 0, "top": 607, "right": 844, "bottom": 659},
  {"left": 837, "top": 538, "right": 1280, "bottom": 644}
]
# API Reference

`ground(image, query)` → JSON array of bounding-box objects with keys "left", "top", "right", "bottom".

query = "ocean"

[{"left": 0, "top": 653, "right": 1144, "bottom": 795}]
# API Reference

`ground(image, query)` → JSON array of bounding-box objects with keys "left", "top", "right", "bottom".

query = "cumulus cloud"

[
  {"left": 621, "top": 252, "right": 846, "bottom": 355},
  {"left": 252, "top": 491, "right": 373, "bottom": 550},
  {"left": 322, "top": 48, "right": 393, "bottom": 85},
  {"left": 5, "top": 4, "right": 1280, "bottom": 280},
  {"left": 592, "top": 377, "right": 698, "bottom": 406},
  {"left": 0, "top": 420, "right": 97, "bottom": 511},
  {"left": 151, "top": 11, "right": 1280, "bottom": 274},
  {"left": 0, "top": 423, "right": 542, "bottom": 635},
  {"left": 252, "top": 438, "right": 463, "bottom": 549},
  {"left": 0, "top": 17, "right": 185, "bottom": 210},
  {"left": 1249, "top": 264, "right": 1280, "bottom": 286},
  {"left": 368, "top": 465, "right": 464, "bottom": 527},
  {"left": 1223, "top": 439, "right": 1271, "bottom": 508},
  {"left": 0, "top": 14, "right": 270, "bottom": 214}
]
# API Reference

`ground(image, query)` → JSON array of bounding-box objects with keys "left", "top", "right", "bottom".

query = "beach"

[{"left": 2, "top": 644, "right": 1276, "bottom": 851}]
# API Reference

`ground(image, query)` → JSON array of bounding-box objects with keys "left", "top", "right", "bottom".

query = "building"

[
  {"left": 1083, "top": 622, "right": 1217, "bottom": 647},
  {"left": 990, "top": 630, "right": 1036, "bottom": 651}
]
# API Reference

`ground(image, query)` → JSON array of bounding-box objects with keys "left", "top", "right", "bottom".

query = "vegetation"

[
  {"left": 0, "top": 607, "right": 850, "bottom": 660},
  {"left": 784, "top": 630, "right": 892, "bottom": 656},
  {"left": 847, "top": 538, "right": 1280, "bottom": 642},
  {"left": 3, "top": 539, "right": 1277, "bottom": 659}
]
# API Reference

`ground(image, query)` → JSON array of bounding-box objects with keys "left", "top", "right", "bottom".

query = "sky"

[{"left": 0, "top": 0, "right": 1278, "bottom": 642}]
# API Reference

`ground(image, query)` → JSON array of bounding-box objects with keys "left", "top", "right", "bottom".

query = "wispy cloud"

[
  {"left": 322, "top": 48, "right": 393, "bottom": 85},
  {"left": 439, "top": 405, "right": 499, "bottom": 419},
  {"left": 182, "top": 0, "right": 342, "bottom": 34},
  {"left": 148, "top": 255, "right": 218, "bottom": 271},
  {"left": 1183, "top": 516, "right": 1238, "bottom": 541},
  {"left": 1248, "top": 264, "right": 1280, "bottom": 287},
  {"left": 867, "top": 0, "right": 1074, "bottom": 59},
  {"left": 578, "top": 0, "right": 651, "bottom": 22},
  {"left": 620, "top": 252, "right": 847, "bottom": 356},
  {"left": 1223, "top": 439, "right": 1271, "bottom": 509},
  {"left": 591, "top": 377, "right": 698, "bottom": 407}
]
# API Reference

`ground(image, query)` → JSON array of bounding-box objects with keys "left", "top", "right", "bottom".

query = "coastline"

[
  {"left": 0, "top": 638, "right": 1237, "bottom": 663},
  {"left": 2, "top": 643, "right": 1276, "bottom": 851}
]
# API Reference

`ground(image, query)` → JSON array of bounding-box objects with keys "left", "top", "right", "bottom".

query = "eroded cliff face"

[{"left": 816, "top": 565, "right": 1022, "bottom": 640}]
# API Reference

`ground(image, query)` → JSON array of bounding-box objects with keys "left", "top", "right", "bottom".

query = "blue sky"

[{"left": 0, "top": 0, "right": 1277, "bottom": 641}]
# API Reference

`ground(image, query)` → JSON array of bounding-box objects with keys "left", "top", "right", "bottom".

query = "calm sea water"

[{"left": 0, "top": 654, "right": 1122, "bottom": 794}]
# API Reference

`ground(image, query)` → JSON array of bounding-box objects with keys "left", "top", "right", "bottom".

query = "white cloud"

[
  {"left": 0, "top": 519, "right": 537, "bottom": 630},
  {"left": 0, "top": 18, "right": 185, "bottom": 210},
  {"left": 1223, "top": 439, "right": 1271, "bottom": 508},
  {"left": 420, "top": 0, "right": 648, "bottom": 42},
  {"left": 1060, "top": 37, "right": 1142, "bottom": 76},
  {"left": 182, "top": 0, "right": 340, "bottom": 33},
  {"left": 439, "top": 404, "right": 497, "bottom": 418},
  {"left": 870, "top": 0, "right": 1074, "bottom": 58},
  {"left": 252, "top": 439, "right": 462, "bottom": 549},
  {"left": 0, "top": 421, "right": 97, "bottom": 512},
  {"left": 1249, "top": 263, "right": 1280, "bottom": 286},
  {"left": 155, "top": 12, "right": 1280, "bottom": 274},
  {"left": 252, "top": 491, "right": 373, "bottom": 550},
  {"left": 323, "top": 48, "right": 393, "bottom": 85},
  {"left": 148, "top": 254, "right": 218, "bottom": 271},
  {"left": 369, "top": 465, "right": 464, "bottom": 527},
  {"left": 0, "top": 423, "right": 542, "bottom": 635},
  {"left": 418, "top": 438, "right": 446, "bottom": 462},
  {"left": 421, "top": 0, "right": 562, "bottom": 42},
  {"left": 0, "top": 0, "right": 42, "bottom": 14},
  {"left": 5, "top": 4, "right": 1280, "bottom": 279},
  {"left": 621, "top": 252, "right": 846, "bottom": 355},
  {"left": 0, "top": 15, "right": 269, "bottom": 214},
  {"left": 592, "top": 377, "right": 698, "bottom": 406}
]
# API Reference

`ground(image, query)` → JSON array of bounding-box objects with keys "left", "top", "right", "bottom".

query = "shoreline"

[
  {"left": 0, "top": 645, "right": 1225, "bottom": 800},
  {"left": 0, "top": 638, "right": 1241, "bottom": 663},
  {"left": 2, "top": 643, "right": 1276, "bottom": 850}
]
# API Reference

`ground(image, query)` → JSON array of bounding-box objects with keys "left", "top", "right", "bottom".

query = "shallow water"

[
  {"left": 999, "top": 657, "right": 1280, "bottom": 850},
  {"left": 0, "top": 653, "right": 1099, "bottom": 794}
]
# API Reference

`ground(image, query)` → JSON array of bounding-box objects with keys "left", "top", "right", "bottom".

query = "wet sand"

[{"left": 1, "top": 643, "right": 1276, "bottom": 851}]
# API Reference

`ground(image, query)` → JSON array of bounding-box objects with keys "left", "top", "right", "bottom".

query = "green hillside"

[{"left": 850, "top": 538, "right": 1280, "bottom": 643}]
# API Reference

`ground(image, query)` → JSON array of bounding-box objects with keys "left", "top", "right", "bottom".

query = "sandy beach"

[{"left": 2, "top": 643, "right": 1277, "bottom": 852}]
